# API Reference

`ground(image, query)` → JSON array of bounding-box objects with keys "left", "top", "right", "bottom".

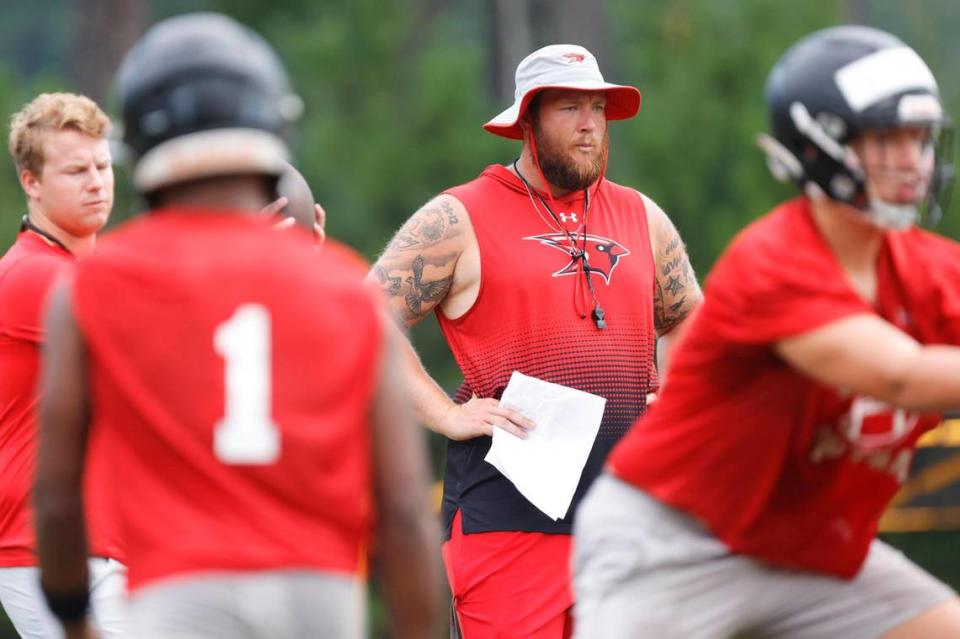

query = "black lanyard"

[
  {"left": 513, "top": 161, "right": 606, "bottom": 329},
  {"left": 20, "top": 215, "right": 70, "bottom": 253}
]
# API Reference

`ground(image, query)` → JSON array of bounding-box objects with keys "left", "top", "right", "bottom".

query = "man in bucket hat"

[{"left": 369, "top": 43, "right": 701, "bottom": 637}]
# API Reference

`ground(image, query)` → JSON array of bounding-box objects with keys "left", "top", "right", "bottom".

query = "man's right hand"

[{"left": 439, "top": 395, "right": 535, "bottom": 441}]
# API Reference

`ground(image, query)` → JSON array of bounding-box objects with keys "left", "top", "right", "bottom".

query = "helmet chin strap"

[
  {"left": 863, "top": 194, "right": 919, "bottom": 230},
  {"left": 804, "top": 180, "right": 920, "bottom": 230}
]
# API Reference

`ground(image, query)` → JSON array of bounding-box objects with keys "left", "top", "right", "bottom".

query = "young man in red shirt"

[
  {"left": 34, "top": 13, "right": 442, "bottom": 639},
  {"left": 574, "top": 26, "right": 960, "bottom": 639},
  {"left": 0, "top": 92, "right": 125, "bottom": 638},
  {"left": 369, "top": 44, "right": 701, "bottom": 637}
]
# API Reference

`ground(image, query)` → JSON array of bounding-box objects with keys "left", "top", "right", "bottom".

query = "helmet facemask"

[{"left": 851, "top": 118, "right": 953, "bottom": 230}]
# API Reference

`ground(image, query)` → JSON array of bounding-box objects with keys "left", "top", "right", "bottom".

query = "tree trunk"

[
  {"left": 551, "top": 0, "right": 613, "bottom": 76},
  {"left": 490, "top": 0, "right": 533, "bottom": 103},
  {"left": 842, "top": 0, "right": 869, "bottom": 24},
  {"left": 486, "top": 1, "right": 617, "bottom": 114},
  {"left": 71, "top": 0, "right": 147, "bottom": 105},
  {"left": 397, "top": 0, "right": 452, "bottom": 59}
]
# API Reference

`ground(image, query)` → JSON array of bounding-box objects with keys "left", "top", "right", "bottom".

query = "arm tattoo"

[
  {"left": 441, "top": 200, "right": 459, "bottom": 224},
  {"left": 653, "top": 218, "right": 701, "bottom": 335},
  {"left": 372, "top": 252, "right": 458, "bottom": 323},
  {"left": 403, "top": 255, "right": 453, "bottom": 318},
  {"left": 373, "top": 265, "right": 402, "bottom": 296},
  {"left": 663, "top": 236, "right": 680, "bottom": 255},
  {"left": 387, "top": 205, "right": 460, "bottom": 252},
  {"left": 664, "top": 275, "right": 684, "bottom": 296},
  {"left": 372, "top": 198, "right": 463, "bottom": 325},
  {"left": 660, "top": 254, "right": 683, "bottom": 276}
]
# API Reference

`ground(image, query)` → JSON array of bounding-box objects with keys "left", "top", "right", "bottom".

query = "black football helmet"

[
  {"left": 758, "top": 25, "right": 953, "bottom": 228},
  {"left": 115, "top": 12, "right": 302, "bottom": 194}
]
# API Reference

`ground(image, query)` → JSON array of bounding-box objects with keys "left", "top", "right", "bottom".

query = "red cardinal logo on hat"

[{"left": 563, "top": 52, "right": 586, "bottom": 64}]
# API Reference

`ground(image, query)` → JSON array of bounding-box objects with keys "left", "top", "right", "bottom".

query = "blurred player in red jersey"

[
  {"left": 573, "top": 26, "right": 960, "bottom": 639},
  {"left": 0, "top": 93, "right": 126, "bottom": 639},
  {"left": 33, "top": 12, "right": 442, "bottom": 639},
  {"left": 369, "top": 44, "right": 701, "bottom": 638}
]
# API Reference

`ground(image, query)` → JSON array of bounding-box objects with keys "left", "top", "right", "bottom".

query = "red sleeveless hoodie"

[{"left": 439, "top": 164, "right": 658, "bottom": 536}]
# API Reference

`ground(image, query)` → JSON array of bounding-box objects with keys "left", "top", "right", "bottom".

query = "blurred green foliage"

[{"left": 3, "top": 0, "right": 959, "bottom": 390}]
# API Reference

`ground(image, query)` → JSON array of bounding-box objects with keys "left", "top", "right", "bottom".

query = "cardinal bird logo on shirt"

[{"left": 523, "top": 233, "right": 630, "bottom": 284}]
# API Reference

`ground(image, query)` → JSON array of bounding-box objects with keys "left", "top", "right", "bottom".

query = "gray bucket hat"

[{"left": 484, "top": 44, "right": 641, "bottom": 140}]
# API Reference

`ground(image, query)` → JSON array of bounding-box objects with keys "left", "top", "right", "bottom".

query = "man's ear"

[
  {"left": 20, "top": 169, "right": 41, "bottom": 201},
  {"left": 519, "top": 113, "right": 534, "bottom": 143},
  {"left": 519, "top": 112, "right": 533, "bottom": 133}
]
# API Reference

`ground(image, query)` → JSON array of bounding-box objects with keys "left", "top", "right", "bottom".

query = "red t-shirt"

[
  {"left": 71, "top": 209, "right": 383, "bottom": 591},
  {"left": 0, "top": 232, "right": 71, "bottom": 566},
  {"left": 609, "top": 197, "right": 960, "bottom": 579},
  {"left": 0, "top": 231, "right": 120, "bottom": 565}
]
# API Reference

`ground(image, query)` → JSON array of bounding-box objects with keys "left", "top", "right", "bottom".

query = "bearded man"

[{"left": 368, "top": 44, "right": 700, "bottom": 639}]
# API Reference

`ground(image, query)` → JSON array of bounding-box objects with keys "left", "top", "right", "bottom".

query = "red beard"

[{"left": 532, "top": 126, "right": 608, "bottom": 192}]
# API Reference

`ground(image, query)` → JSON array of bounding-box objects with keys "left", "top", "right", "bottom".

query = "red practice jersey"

[
  {"left": 70, "top": 210, "right": 383, "bottom": 592},
  {"left": 0, "top": 231, "right": 119, "bottom": 565},
  {"left": 609, "top": 197, "right": 960, "bottom": 579}
]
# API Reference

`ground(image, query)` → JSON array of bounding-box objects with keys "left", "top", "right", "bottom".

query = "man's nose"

[
  {"left": 85, "top": 165, "right": 105, "bottom": 191},
  {"left": 577, "top": 110, "right": 599, "bottom": 133}
]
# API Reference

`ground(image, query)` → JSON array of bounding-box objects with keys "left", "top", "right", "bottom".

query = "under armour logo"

[{"left": 558, "top": 212, "right": 578, "bottom": 224}]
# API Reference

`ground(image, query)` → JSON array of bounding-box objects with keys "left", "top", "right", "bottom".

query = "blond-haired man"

[{"left": 0, "top": 92, "right": 124, "bottom": 638}]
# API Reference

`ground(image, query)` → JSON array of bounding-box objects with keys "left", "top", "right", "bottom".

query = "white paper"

[{"left": 483, "top": 371, "right": 606, "bottom": 520}]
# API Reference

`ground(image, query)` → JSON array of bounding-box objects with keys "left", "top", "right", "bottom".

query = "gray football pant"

[
  {"left": 573, "top": 474, "right": 955, "bottom": 639},
  {"left": 126, "top": 569, "right": 365, "bottom": 639},
  {"left": 0, "top": 558, "right": 126, "bottom": 639}
]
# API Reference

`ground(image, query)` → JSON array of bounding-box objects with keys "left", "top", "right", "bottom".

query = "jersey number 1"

[{"left": 213, "top": 304, "right": 281, "bottom": 464}]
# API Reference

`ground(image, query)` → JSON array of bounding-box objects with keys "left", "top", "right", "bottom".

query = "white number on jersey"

[{"left": 213, "top": 304, "right": 280, "bottom": 464}]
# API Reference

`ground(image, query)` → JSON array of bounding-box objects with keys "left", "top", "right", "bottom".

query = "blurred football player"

[
  {"left": 574, "top": 26, "right": 960, "bottom": 639},
  {"left": 34, "top": 12, "right": 442, "bottom": 639},
  {"left": 0, "top": 92, "right": 125, "bottom": 639}
]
